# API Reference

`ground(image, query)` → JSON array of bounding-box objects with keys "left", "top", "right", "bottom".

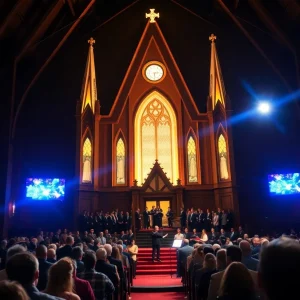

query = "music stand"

[{"left": 170, "top": 240, "right": 183, "bottom": 278}]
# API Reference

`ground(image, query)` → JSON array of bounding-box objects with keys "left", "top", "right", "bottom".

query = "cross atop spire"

[
  {"left": 146, "top": 9, "right": 159, "bottom": 23},
  {"left": 88, "top": 37, "right": 95, "bottom": 46},
  {"left": 209, "top": 34, "right": 217, "bottom": 43}
]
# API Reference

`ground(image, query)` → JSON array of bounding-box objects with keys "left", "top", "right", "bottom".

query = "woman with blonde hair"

[
  {"left": 111, "top": 246, "right": 122, "bottom": 262},
  {"left": 200, "top": 229, "right": 208, "bottom": 243},
  {"left": 44, "top": 257, "right": 80, "bottom": 300},
  {"left": 218, "top": 262, "right": 257, "bottom": 300}
]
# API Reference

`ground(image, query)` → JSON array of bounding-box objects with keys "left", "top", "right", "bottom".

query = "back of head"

[
  {"left": 183, "top": 239, "right": 189, "bottom": 245},
  {"left": 84, "top": 250, "right": 96, "bottom": 269},
  {"left": 203, "top": 253, "right": 216, "bottom": 270},
  {"left": 47, "top": 249, "right": 56, "bottom": 259},
  {"left": 203, "top": 247, "right": 214, "bottom": 255},
  {"left": 6, "top": 244, "right": 26, "bottom": 260},
  {"left": 96, "top": 248, "right": 107, "bottom": 261},
  {"left": 6, "top": 253, "right": 38, "bottom": 285},
  {"left": 71, "top": 246, "right": 83, "bottom": 260},
  {"left": 239, "top": 240, "right": 251, "bottom": 256},
  {"left": 0, "top": 280, "right": 29, "bottom": 300},
  {"left": 46, "top": 257, "right": 73, "bottom": 295},
  {"left": 226, "top": 246, "right": 242, "bottom": 264},
  {"left": 66, "top": 236, "right": 74, "bottom": 245},
  {"left": 112, "top": 246, "right": 121, "bottom": 260},
  {"left": 216, "top": 249, "right": 227, "bottom": 271},
  {"left": 36, "top": 244, "right": 47, "bottom": 259},
  {"left": 220, "top": 262, "right": 255, "bottom": 300},
  {"left": 104, "top": 244, "right": 112, "bottom": 256},
  {"left": 259, "top": 237, "right": 300, "bottom": 300}
]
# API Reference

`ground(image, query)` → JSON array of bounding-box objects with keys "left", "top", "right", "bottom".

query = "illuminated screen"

[
  {"left": 268, "top": 173, "right": 300, "bottom": 195},
  {"left": 26, "top": 178, "right": 65, "bottom": 200}
]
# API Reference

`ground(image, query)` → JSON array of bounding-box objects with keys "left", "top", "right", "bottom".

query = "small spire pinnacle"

[
  {"left": 88, "top": 37, "right": 95, "bottom": 46},
  {"left": 146, "top": 9, "right": 160, "bottom": 23},
  {"left": 209, "top": 34, "right": 217, "bottom": 43}
]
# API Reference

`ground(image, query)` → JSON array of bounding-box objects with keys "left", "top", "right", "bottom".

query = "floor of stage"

[
  {"left": 133, "top": 274, "right": 182, "bottom": 287},
  {"left": 130, "top": 292, "right": 185, "bottom": 299}
]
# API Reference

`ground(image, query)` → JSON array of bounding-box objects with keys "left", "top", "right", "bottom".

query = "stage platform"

[{"left": 136, "top": 228, "right": 177, "bottom": 247}]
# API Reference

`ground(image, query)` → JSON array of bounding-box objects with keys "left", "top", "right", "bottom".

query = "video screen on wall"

[
  {"left": 268, "top": 173, "right": 300, "bottom": 195},
  {"left": 26, "top": 178, "right": 65, "bottom": 200}
]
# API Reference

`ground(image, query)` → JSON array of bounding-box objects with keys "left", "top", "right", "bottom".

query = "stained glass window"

[
  {"left": 116, "top": 138, "right": 125, "bottom": 184},
  {"left": 141, "top": 99, "right": 172, "bottom": 182},
  {"left": 82, "top": 137, "right": 92, "bottom": 183},
  {"left": 187, "top": 136, "right": 197, "bottom": 183},
  {"left": 218, "top": 134, "right": 229, "bottom": 180}
]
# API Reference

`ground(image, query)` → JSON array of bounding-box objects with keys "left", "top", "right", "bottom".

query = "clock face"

[{"left": 145, "top": 64, "right": 164, "bottom": 82}]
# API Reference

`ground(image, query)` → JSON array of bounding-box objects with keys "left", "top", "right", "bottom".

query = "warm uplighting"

[{"left": 257, "top": 101, "right": 271, "bottom": 114}]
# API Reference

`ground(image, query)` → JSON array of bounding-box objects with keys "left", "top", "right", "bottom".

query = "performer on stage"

[
  {"left": 143, "top": 207, "right": 149, "bottom": 229},
  {"left": 151, "top": 226, "right": 168, "bottom": 262},
  {"left": 166, "top": 207, "right": 174, "bottom": 228}
]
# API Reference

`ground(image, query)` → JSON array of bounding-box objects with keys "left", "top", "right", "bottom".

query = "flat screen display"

[
  {"left": 26, "top": 178, "right": 65, "bottom": 200},
  {"left": 268, "top": 173, "right": 300, "bottom": 195}
]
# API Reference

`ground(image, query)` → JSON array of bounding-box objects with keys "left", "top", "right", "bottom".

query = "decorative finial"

[
  {"left": 88, "top": 37, "right": 95, "bottom": 46},
  {"left": 177, "top": 178, "right": 182, "bottom": 186},
  {"left": 209, "top": 34, "right": 217, "bottom": 43},
  {"left": 146, "top": 9, "right": 160, "bottom": 23},
  {"left": 133, "top": 179, "right": 138, "bottom": 186}
]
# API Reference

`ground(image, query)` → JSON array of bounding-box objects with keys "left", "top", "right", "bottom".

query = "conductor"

[{"left": 151, "top": 225, "right": 168, "bottom": 262}]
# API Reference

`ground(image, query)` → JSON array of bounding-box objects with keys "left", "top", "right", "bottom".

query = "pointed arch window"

[
  {"left": 187, "top": 135, "right": 198, "bottom": 183},
  {"left": 218, "top": 134, "right": 229, "bottom": 180},
  {"left": 82, "top": 137, "right": 92, "bottom": 183},
  {"left": 116, "top": 137, "right": 126, "bottom": 184},
  {"left": 134, "top": 91, "right": 179, "bottom": 185}
]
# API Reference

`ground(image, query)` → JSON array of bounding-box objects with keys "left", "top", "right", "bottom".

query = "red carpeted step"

[
  {"left": 138, "top": 260, "right": 177, "bottom": 264},
  {"left": 136, "top": 269, "right": 176, "bottom": 275},
  {"left": 137, "top": 264, "right": 176, "bottom": 270}
]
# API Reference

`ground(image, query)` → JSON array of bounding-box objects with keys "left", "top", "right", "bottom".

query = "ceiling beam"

[{"left": 67, "top": 0, "right": 76, "bottom": 16}]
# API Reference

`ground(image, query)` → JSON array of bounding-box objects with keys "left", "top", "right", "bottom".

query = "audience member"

[
  {"left": 56, "top": 236, "right": 74, "bottom": 260},
  {"left": 259, "top": 237, "right": 300, "bottom": 300},
  {"left": 70, "top": 258, "right": 95, "bottom": 300},
  {"left": 47, "top": 249, "right": 56, "bottom": 264},
  {"left": 0, "top": 244, "right": 26, "bottom": 281},
  {"left": 6, "top": 252, "right": 63, "bottom": 299},
  {"left": 71, "top": 246, "right": 85, "bottom": 274},
  {"left": 0, "top": 280, "right": 29, "bottom": 300},
  {"left": 36, "top": 245, "right": 53, "bottom": 291},
  {"left": 127, "top": 239, "right": 138, "bottom": 278},
  {"left": 216, "top": 249, "right": 227, "bottom": 271},
  {"left": 78, "top": 250, "right": 115, "bottom": 300},
  {"left": 177, "top": 239, "right": 193, "bottom": 277},
  {"left": 239, "top": 240, "right": 259, "bottom": 271},
  {"left": 219, "top": 262, "right": 256, "bottom": 300}
]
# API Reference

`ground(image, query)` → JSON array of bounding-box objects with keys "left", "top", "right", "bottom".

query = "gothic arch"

[
  {"left": 186, "top": 128, "right": 200, "bottom": 184},
  {"left": 81, "top": 128, "right": 93, "bottom": 184},
  {"left": 216, "top": 124, "right": 230, "bottom": 181},
  {"left": 113, "top": 129, "right": 127, "bottom": 186},
  {"left": 134, "top": 90, "right": 179, "bottom": 185}
]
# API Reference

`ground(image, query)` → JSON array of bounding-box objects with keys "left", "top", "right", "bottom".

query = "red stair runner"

[{"left": 136, "top": 248, "right": 177, "bottom": 275}]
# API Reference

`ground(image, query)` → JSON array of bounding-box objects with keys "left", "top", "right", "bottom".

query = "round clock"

[{"left": 143, "top": 61, "right": 166, "bottom": 83}]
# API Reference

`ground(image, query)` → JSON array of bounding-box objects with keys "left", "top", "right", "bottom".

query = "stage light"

[{"left": 257, "top": 101, "right": 271, "bottom": 114}]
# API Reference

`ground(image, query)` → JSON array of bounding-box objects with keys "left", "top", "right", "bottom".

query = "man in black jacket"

[
  {"left": 151, "top": 226, "right": 168, "bottom": 262},
  {"left": 36, "top": 245, "right": 53, "bottom": 291},
  {"left": 56, "top": 236, "right": 74, "bottom": 260}
]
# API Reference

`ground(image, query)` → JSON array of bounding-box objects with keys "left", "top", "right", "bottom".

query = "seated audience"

[
  {"left": 70, "top": 259, "right": 95, "bottom": 300},
  {"left": 44, "top": 258, "right": 80, "bottom": 300},
  {"left": 218, "top": 262, "right": 257, "bottom": 300},
  {"left": 78, "top": 250, "right": 115, "bottom": 300},
  {"left": 207, "top": 245, "right": 258, "bottom": 300},
  {"left": 46, "top": 249, "right": 56, "bottom": 264},
  {"left": 216, "top": 249, "right": 227, "bottom": 272},
  {"left": 0, "top": 280, "right": 29, "bottom": 300},
  {"left": 259, "top": 237, "right": 300, "bottom": 300},
  {"left": 239, "top": 240, "right": 259, "bottom": 271},
  {"left": 6, "top": 252, "right": 63, "bottom": 299},
  {"left": 0, "top": 244, "right": 26, "bottom": 281},
  {"left": 104, "top": 244, "right": 124, "bottom": 280},
  {"left": 36, "top": 245, "right": 53, "bottom": 291},
  {"left": 195, "top": 253, "right": 217, "bottom": 300},
  {"left": 178, "top": 239, "right": 193, "bottom": 277},
  {"left": 56, "top": 236, "right": 74, "bottom": 260},
  {"left": 71, "top": 246, "right": 85, "bottom": 274}
]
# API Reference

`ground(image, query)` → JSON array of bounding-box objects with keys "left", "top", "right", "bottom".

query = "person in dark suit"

[
  {"left": 135, "top": 209, "right": 141, "bottom": 230},
  {"left": 36, "top": 245, "right": 53, "bottom": 291},
  {"left": 56, "top": 236, "right": 74, "bottom": 260},
  {"left": 151, "top": 226, "right": 168, "bottom": 262},
  {"left": 208, "top": 228, "right": 219, "bottom": 245},
  {"left": 143, "top": 207, "right": 149, "bottom": 229},
  {"left": 71, "top": 247, "right": 85, "bottom": 274},
  {"left": 166, "top": 207, "right": 174, "bottom": 228},
  {"left": 229, "top": 228, "right": 238, "bottom": 242},
  {"left": 180, "top": 207, "right": 186, "bottom": 229},
  {"left": 6, "top": 252, "right": 63, "bottom": 300},
  {"left": 95, "top": 247, "right": 119, "bottom": 299},
  {"left": 104, "top": 244, "right": 124, "bottom": 280},
  {"left": 177, "top": 239, "right": 193, "bottom": 277}
]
